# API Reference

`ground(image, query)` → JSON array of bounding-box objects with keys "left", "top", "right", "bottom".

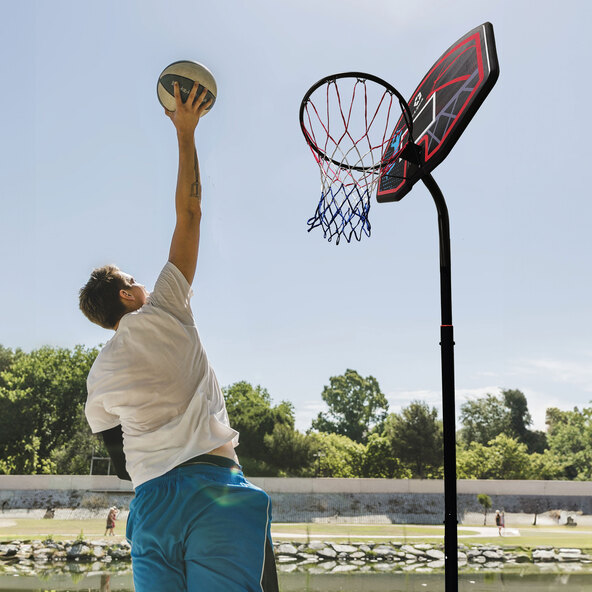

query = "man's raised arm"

[{"left": 165, "top": 81, "right": 212, "bottom": 285}]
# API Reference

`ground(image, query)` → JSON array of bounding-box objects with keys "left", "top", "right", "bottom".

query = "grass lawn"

[
  {"left": 271, "top": 523, "right": 592, "bottom": 549},
  {"left": 459, "top": 526, "right": 592, "bottom": 549},
  {"left": 2, "top": 519, "right": 591, "bottom": 550},
  {"left": 0, "top": 519, "right": 119, "bottom": 542}
]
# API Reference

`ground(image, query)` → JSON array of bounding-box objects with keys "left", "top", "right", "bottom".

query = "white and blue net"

[{"left": 301, "top": 77, "right": 404, "bottom": 244}]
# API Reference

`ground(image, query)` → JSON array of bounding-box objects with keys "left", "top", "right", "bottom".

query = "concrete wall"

[
  {"left": 2, "top": 475, "right": 591, "bottom": 495},
  {"left": 252, "top": 478, "right": 592, "bottom": 496},
  {"left": 1, "top": 477, "right": 590, "bottom": 524}
]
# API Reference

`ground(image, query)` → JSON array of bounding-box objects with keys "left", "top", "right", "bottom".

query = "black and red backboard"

[{"left": 377, "top": 22, "right": 499, "bottom": 203}]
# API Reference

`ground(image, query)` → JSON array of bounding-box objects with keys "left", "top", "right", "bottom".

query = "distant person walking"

[
  {"left": 105, "top": 507, "right": 118, "bottom": 536},
  {"left": 495, "top": 510, "right": 502, "bottom": 536}
]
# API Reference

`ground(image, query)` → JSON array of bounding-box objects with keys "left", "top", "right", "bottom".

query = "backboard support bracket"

[{"left": 398, "top": 142, "right": 424, "bottom": 167}]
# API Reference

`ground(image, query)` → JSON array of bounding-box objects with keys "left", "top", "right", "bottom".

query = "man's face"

[{"left": 120, "top": 272, "right": 149, "bottom": 309}]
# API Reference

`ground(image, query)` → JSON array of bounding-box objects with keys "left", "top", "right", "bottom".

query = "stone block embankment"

[
  {"left": 273, "top": 541, "right": 592, "bottom": 573},
  {"left": 0, "top": 539, "right": 131, "bottom": 578},
  {"left": 2, "top": 539, "right": 592, "bottom": 577}
]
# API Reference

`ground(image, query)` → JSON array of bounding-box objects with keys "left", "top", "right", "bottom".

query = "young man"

[{"left": 79, "top": 81, "right": 278, "bottom": 592}]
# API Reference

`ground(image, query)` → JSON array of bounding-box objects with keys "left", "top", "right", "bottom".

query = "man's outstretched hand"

[{"left": 165, "top": 81, "right": 212, "bottom": 135}]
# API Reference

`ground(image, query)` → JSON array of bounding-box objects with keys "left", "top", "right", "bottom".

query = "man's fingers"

[
  {"left": 196, "top": 97, "right": 213, "bottom": 117},
  {"left": 173, "top": 81, "right": 182, "bottom": 107},
  {"left": 195, "top": 87, "right": 207, "bottom": 101},
  {"left": 167, "top": 80, "right": 212, "bottom": 130},
  {"left": 188, "top": 82, "right": 199, "bottom": 104},
  {"left": 192, "top": 87, "right": 208, "bottom": 111}
]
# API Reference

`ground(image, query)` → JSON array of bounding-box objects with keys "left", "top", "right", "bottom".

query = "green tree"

[
  {"left": 0, "top": 345, "right": 99, "bottom": 474},
  {"left": 545, "top": 406, "right": 592, "bottom": 480},
  {"left": 0, "top": 345, "right": 21, "bottom": 373},
  {"left": 528, "top": 449, "right": 565, "bottom": 480},
  {"left": 311, "top": 369, "right": 388, "bottom": 444},
  {"left": 460, "top": 389, "right": 547, "bottom": 453},
  {"left": 361, "top": 433, "right": 411, "bottom": 478},
  {"left": 477, "top": 494, "right": 492, "bottom": 525},
  {"left": 303, "top": 432, "right": 365, "bottom": 478},
  {"left": 50, "top": 406, "right": 109, "bottom": 474},
  {"left": 457, "top": 434, "right": 533, "bottom": 479},
  {"left": 223, "top": 381, "right": 296, "bottom": 474},
  {"left": 455, "top": 441, "right": 486, "bottom": 479},
  {"left": 0, "top": 432, "right": 54, "bottom": 475},
  {"left": 484, "top": 433, "right": 533, "bottom": 479},
  {"left": 0, "top": 386, "right": 37, "bottom": 471},
  {"left": 383, "top": 401, "right": 443, "bottom": 478},
  {"left": 502, "top": 389, "right": 547, "bottom": 453},
  {"left": 459, "top": 393, "right": 509, "bottom": 446},
  {"left": 502, "top": 389, "right": 531, "bottom": 439},
  {"left": 263, "top": 423, "right": 315, "bottom": 475}
]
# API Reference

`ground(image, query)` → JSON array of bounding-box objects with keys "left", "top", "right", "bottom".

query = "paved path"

[{"left": 272, "top": 526, "right": 521, "bottom": 539}]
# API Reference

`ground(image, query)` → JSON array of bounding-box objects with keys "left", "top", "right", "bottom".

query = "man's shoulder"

[
  {"left": 88, "top": 331, "right": 129, "bottom": 379},
  {"left": 150, "top": 261, "right": 195, "bottom": 324}
]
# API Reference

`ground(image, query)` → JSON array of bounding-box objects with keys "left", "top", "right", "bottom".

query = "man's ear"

[{"left": 120, "top": 289, "right": 133, "bottom": 301}]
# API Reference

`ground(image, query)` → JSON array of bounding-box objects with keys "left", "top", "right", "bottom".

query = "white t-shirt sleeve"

[
  {"left": 85, "top": 391, "right": 120, "bottom": 433},
  {"left": 85, "top": 344, "right": 126, "bottom": 434},
  {"left": 148, "top": 261, "right": 194, "bottom": 325}
]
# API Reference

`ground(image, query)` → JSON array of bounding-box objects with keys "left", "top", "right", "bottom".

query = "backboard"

[{"left": 377, "top": 22, "right": 499, "bottom": 202}]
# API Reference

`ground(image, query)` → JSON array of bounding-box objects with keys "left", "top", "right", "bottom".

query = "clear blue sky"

[{"left": 1, "top": 0, "right": 591, "bottom": 432}]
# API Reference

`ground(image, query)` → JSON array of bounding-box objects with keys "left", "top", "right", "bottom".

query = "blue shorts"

[{"left": 126, "top": 458, "right": 277, "bottom": 591}]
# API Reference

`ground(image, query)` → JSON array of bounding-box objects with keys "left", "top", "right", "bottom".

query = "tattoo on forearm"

[{"left": 191, "top": 149, "right": 201, "bottom": 199}]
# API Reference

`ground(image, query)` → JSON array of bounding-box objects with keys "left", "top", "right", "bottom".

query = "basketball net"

[{"left": 300, "top": 75, "right": 412, "bottom": 244}]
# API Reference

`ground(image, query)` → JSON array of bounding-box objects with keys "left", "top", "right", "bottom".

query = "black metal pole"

[{"left": 421, "top": 172, "right": 458, "bottom": 592}]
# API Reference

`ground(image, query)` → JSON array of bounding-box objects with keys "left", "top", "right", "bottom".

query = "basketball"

[{"left": 157, "top": 60, "right": 217, "bottom": 114}]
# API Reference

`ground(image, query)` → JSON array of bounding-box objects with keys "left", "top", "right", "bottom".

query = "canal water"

[{"left": 1, "top": 571, "right": 591, "bottom": 591}]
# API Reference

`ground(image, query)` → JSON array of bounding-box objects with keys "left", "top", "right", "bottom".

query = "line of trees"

[
  {"left": 0, "top": 344, "right": 101, "bottom": 475},
  {"left": 0, "top": 344, "right": 590, "bottom": 479}
]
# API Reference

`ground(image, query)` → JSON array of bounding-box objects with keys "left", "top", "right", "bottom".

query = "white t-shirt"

[{"left": 85, "top": 261, "right": 239, "bottom": 488}]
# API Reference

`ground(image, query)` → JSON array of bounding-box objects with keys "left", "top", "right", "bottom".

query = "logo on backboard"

[{"left": 412, "top": 92, "right": 423, "bottom": 115}]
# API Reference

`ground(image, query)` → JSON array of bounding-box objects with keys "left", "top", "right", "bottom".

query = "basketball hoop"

[
  {"left": 297, "top": 23, "right": 500, "bottom": 590},
  {"left": 299, "top": 72, "right": 414, "bottom": 244}
]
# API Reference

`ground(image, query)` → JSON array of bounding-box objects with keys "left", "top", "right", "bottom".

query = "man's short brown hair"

[{"left": 79, "top": 265, "right": 132, "bottom": 329}]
